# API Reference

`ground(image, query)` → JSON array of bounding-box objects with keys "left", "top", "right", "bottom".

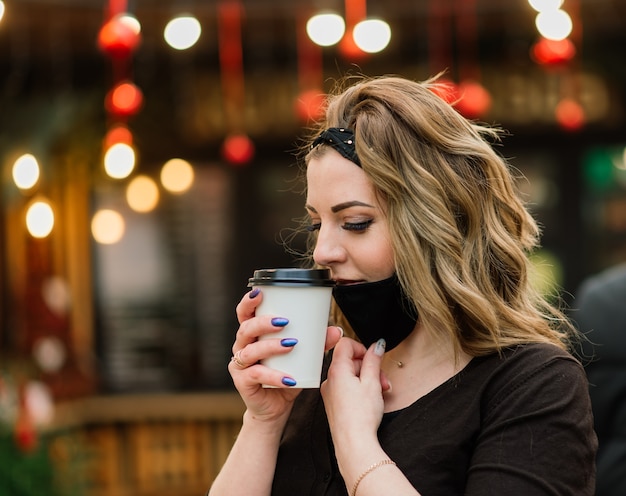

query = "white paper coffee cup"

[{"left": 249, "top": 268, "right": 334, "bottom": 388}]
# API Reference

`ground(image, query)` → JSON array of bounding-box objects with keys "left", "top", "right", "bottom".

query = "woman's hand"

[
  {"left": 321, "top": 338, "right": 391, "bottom": 458},
  {"left": 230, "top": 288, "right": 343, "bottom": 424}
]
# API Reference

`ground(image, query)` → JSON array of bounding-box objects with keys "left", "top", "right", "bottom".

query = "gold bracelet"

[{"left": 350, "top": 459, "right": 396, "bottom": 496}]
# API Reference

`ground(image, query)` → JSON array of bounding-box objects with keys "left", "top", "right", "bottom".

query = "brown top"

[{"left": 272, "top": 343, "right": 597, "bottom": 495}]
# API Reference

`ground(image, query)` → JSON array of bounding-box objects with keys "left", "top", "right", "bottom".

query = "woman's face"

[{"left": 306, "top": 148, "right": 395, "bottom": 285}]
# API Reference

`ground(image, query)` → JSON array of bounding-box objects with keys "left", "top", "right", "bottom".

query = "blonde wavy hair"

[{"left": 299, "top": 75, "right": 576, "bottom": 356}]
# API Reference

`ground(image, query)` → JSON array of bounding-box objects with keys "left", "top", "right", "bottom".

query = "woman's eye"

[
  {"left": 343, "top": 220, "right": 373, "bottom": 232},
  {"left": 306, "top": 222, "right": 321, "bottom": 232}
]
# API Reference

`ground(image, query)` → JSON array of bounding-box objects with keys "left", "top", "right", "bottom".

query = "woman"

[{"left": 209, "top": 75, "right": 597, "bottom": 496}]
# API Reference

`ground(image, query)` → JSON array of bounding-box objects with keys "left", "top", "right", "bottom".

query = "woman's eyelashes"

[
  {"left": 343, "top": 219, "right": 373, "bottom": 231},
  {"left": 305, "top": 219, "right": 373, "bottom": 233}
]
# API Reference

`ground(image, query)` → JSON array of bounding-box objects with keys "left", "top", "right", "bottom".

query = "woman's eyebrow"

[
  {"left": 331, "top": 201, "right": 376, "bottom": 213},
  {"left": 305, "top": 200, "right": 376, "bottom": 214}
]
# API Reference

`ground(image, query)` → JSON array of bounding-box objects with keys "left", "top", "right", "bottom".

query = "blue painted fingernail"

[
  {"left": 271, "top": 317, "right": 289, "bottom": 327},
  {"left": 249, "top": 288, "right": 260, "bottom": 299},
  {"left": 280, "top": 338, "right": 298, "bottom": 347},
  {"left": 282, "top": 377, "right": 297, "bottom": 387}
]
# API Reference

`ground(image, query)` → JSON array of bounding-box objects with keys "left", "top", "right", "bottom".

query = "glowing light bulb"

[
  {"left": 353, "top": 19, "right": 391, "bottom": 53},
  {"left": 104, "top": 143, "right": 135, "bottom": 179},
  {"left": 306, "top": 12, "right": 345, "bottom": 47},
  {"left": 164, "top": 15, "right": 201, "bottom": 50},
  {"left": 528, "top": 0, "right": 564, "bottom": 12},
  {"left": 92, "top": 209, "right": 125, "bottom": 244},
  {"left": 126, "top": 175, "right": 159, "bottom": 212},
  {"left": 26, "top": 200, "right": 54, "bottom": 238},
  {"left": 161, "top": 158, "right": 195, "bottom": 193},
  {"left": 12, "top": 154, "right": 40, "bottom": 190},
  {"left": 119, "top": 13, "right": 141, "bottom": 35},
  {"left": 535, "top": 9, "right": 573, "bottom": 41}
]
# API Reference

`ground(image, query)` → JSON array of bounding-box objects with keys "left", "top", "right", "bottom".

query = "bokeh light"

[
  {"left": 104, "top": 124, "right": 133, "bottom": 148},
  {"left": 222, "top": 134, "right": 255, "bottom": 165},
  {"left": 353, "top": 19, "right": 391, "bottom": 53},
  {"left": 529, "top": 248, "right": 564, "bottom": 297},
  {"left": 306, "top": 12, "right": 345, "bottom": 47},
  {"left": 119, "top": 13, "right": 141, "bottom": 35},
  {"left": 12, "top": 153, "right": 40, "bottom": 190},
  {"left": 26, "top": 200, "right": 54, "bottom": 238},
  {"left": 97, "top": 12, "right": 141, "bottom": 59},
  {"left": 0, "top": 1, "right": 5, "bottom": 23},
  {"left": 104, "top": 143, "right": 136, "bottom": 179},
  {"left": 161, "top": 158, "right": 195, "bottom": 193},
  {"left": 164, "top": 15, "right": 201, "bottom": 50},
  {"left": 528, "top": 0, "right": 564, "bottom": 12},
  {"left": 105, "top": 81, "right": 143, "bottom": 117},
  {"left": 556, "top": 98, "right": 585, "bottom": 131},
  {"left": 535, "top": 9, "right": 573, "bottom": 41},
  {"left": 92, "top": 209, "right": 125, "bottom": 244},
  {"left": 126, "top": 175, "right": 159, "bottom": 212}
]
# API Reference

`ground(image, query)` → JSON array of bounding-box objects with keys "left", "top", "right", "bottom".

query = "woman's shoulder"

[
  {"left": 470, "top": 343, "right": 588, "bottom": 417},
  {"left": 476, "top": 341, "right": 581, "bottom": 374}
]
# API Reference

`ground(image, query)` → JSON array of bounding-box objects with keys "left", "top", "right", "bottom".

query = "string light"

[
  {"left": 528, "top": 0, "right": 563, "bottom": 12},
  {"left": 92, "top": 209, "right": 125, "bottom": 244},
  {"left": 104, "top": 143, "right": 136, "bottom": 179},
  {"left": 26, "top": 200, "right": 54, "bottom": 238},
  {"left": 12, "top": 154, "right": 40, "bottom": 190},
  {"left": 353, "top": 18, "right": 391, "bottom": 53},
  {"left": 126, "top": 175, "right": 159, "bottom": 212},
  {"left": 535, "top": 9, "right": 572, "bottom": 41},
  {"left": 164, "top": 14, "right": 202, "bottom": 50},
  {"left": 161, "top": 158, "right": 194, "bottom": 193},
  {"left": 306, "top": 12, "right": 345, "bottom": 46}
]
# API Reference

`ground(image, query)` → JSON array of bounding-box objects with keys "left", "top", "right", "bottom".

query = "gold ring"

[{"left": 231, "top": 349, "right": 248, "bottom": 369}]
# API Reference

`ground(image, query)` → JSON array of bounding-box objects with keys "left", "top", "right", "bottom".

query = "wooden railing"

[{"left": 48, "top": 393, "right": 245, "bottom": 496}]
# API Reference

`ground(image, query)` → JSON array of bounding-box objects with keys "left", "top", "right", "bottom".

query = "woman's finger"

[
  {"left": 324, "top": 326, "right": 344, "bottom": 351},
  {"left": 326, "top": 337, "right": 367, "bottom": 377},
  {"left": 230, "top": 332, "right": 298, "bottom": 370},
  {"left": 235, "top": 287, "right": 262, "bottom": 324},
  {"left": 233, "top": 314, "right": 291, "bottom": 353},
  {"left": 359, "top": 338, "right": 386, "bottom": 383}
]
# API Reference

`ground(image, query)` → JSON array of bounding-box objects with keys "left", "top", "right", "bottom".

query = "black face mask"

[{"left": 332, "top": 275, "right": 419, "bottom": 351}]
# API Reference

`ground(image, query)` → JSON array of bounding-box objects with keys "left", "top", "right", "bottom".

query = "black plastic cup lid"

[{"left": 248, "top": 268, "right": 335, "bottom": 287}]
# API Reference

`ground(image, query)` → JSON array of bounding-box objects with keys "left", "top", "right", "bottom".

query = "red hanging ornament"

[
  {"left": 222, "top": 134, "right": 255, "bottom": 165},
  {"left": 295, "top": 89, "right": 326, "bottom": 122},
  {"left": 532, "top": 37, "right": 576, "bottom": 66},
  {"left": 218, "top": 1, "right": 254, "bottom": 165},
  {"left": 556, "top": 98, "right": 585, "bottom": 131},
  {"left": 104, "top": 124, "right": 133, "bottom": 148},
  {"left": 455, "top": 80, "right": 492, "bottom": 119},
  {"left": 105, "top": 80, "right": 143, "bottom": 118},
  {"left": 338, "top": 28, "right": 368, "bottom": 61},
  {"left": 450, "top": 0, "right": 491, "bottom": 119},
  {"left": 295, "top": 9, "right": 326, "bottom": 122},
  {"left": 339, "top": 0, "right": 369, "bottom": 61},
  {"left": 97, "top": 14, "right": 141, "bottom": 60}
]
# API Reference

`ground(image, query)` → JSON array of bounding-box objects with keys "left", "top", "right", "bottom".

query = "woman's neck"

[{"left": 381, "top": 325, "right": 472, "bottom": 412}]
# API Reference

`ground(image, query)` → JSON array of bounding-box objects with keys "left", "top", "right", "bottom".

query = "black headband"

[{"left": 310, "top": 127, "right": 361, "bottom": 167}]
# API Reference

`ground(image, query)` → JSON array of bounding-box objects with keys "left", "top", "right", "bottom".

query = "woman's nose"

[{"left": 312, "top": 226, "right": 345, "bottom": 267}]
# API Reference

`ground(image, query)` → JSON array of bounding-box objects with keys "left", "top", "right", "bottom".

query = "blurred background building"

[{"left": 0, "top": 0, "right": 624, "bottom": 494}]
